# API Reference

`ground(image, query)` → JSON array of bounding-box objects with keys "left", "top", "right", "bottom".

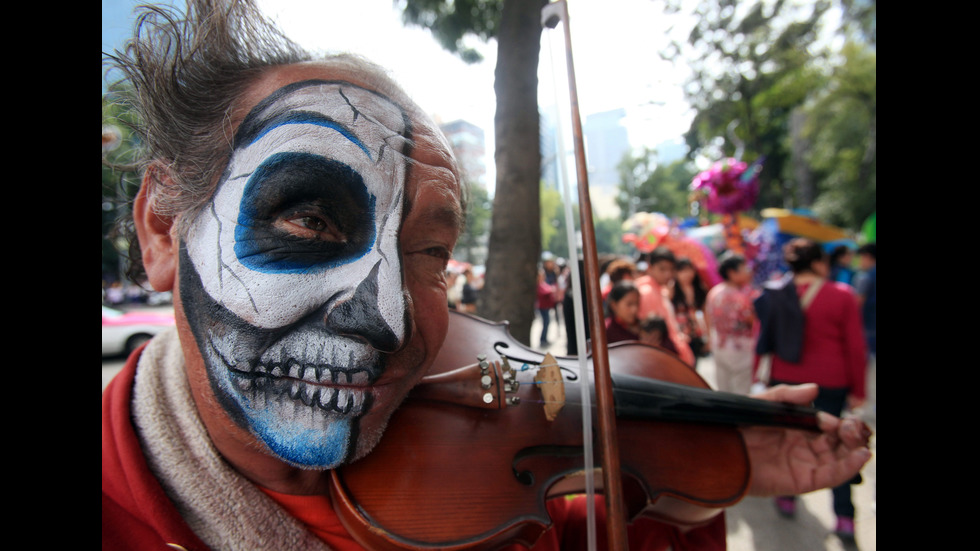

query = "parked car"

[{"left": 102, "top": 306, "right": 175, "bottom": 357}]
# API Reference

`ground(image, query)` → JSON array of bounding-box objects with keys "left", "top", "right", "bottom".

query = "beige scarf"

[{"left": 132, "top": 328, "right": 331, "bottom": 550}]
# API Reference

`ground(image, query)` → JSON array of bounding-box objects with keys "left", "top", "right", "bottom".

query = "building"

[{"left": 440, "top": 119, "right": 487, "bottom": 187}]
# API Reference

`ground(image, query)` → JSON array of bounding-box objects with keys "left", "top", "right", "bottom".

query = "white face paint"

[
  {"left": 179, "top": 81, "right": 413, "bottom": 468},
  {"left": 186, "top": 82, "right": 408, "bottom": 333}
]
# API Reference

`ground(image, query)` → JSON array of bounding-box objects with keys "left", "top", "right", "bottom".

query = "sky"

[{"left": 103, "top": 0, "right": 697, "bottom": 192}]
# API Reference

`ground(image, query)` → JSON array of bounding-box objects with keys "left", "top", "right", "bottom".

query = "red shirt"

[{"left": 768, "top": 282, "right": 867, "bottom": 398}]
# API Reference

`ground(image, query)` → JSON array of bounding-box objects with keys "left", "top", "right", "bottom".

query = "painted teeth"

[
  {"left": 303, "top": 385, "right": 317, "bottom": 406},
  {"left": 318, "top": 387, "right": 336, "bottom": 408},
  {"left": 232, "top": 362, "right": 371, "bottom": 415}
]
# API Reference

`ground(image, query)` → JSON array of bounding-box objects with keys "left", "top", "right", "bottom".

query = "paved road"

[{"left": 102, "top": 308, "right": 876, "bottom": 550}]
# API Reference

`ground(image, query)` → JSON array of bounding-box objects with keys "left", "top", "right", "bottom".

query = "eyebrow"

[
  {"left": 406, "top": 194, "right": 465, "bottom": 234},
  {"left": 234, "top": 110, "right": 371, "bottom": 159}
]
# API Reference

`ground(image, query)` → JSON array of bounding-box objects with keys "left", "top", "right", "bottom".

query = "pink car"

[{"left": 102, "top": 306, "right": 175, "bottom": 357}]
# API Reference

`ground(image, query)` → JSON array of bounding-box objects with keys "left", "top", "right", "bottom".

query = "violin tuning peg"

[
  {"left": 507, "top": 396, "right": 521, "bottom": 406},
  {"left": 481, "top": 374, "right": 493, "bottom": 390}
]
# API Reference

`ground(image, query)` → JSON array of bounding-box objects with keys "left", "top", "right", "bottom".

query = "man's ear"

[{"left": 133, "top": 166, "right": 178, "bottom": 292}]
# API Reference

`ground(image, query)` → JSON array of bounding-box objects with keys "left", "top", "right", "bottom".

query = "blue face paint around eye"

[{"left": 234, "top": 151, "right": 377, "bottom": 274}]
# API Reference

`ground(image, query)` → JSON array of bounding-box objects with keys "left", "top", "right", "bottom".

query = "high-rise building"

[
  {"left": 584, "top": 108, "right": 629, "bottom": 195},
  {"left": 440, "top": 119, "right": 487, "bottom": 186}
]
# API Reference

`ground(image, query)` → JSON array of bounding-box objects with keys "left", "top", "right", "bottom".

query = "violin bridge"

[{"left": 534, "top": 353, "right": 565, "bottom": 421}]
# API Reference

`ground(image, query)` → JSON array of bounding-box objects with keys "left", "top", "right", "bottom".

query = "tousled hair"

[
  {"left": 104, "top": 0, "right": 317, "bottom": 280},
  {"left": 104, "top": 0, "right": 439, "bottom": 281}
]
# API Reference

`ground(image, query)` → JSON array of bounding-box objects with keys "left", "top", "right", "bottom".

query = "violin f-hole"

[{"left": 512, "top": 445, "right": 586, "bottom": 487}]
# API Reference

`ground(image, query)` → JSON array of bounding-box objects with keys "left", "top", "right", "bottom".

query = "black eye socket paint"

[{"left": 235, "top": 152, "right": 376, "bottom": 273}]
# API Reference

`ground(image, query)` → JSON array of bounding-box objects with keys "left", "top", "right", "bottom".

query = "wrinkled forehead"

[
  {"left": 225, "top": 70, "right": 462, "bottom": 225},
  {"left": 232, "top": 79, "right": 412, "bottom": 160}
]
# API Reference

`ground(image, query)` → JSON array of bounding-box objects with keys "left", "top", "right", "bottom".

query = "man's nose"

[{"left": 326, "top": 260, "right": 408, "bottom": 353}]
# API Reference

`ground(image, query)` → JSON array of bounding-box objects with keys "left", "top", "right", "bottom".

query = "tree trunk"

[{"left": 477, "top": 0, "right": 547, "bottom": 345}]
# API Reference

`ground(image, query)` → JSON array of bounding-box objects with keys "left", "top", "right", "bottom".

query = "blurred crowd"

[{"left": 452, "top": 239, "right": 876, "bottom": 542}]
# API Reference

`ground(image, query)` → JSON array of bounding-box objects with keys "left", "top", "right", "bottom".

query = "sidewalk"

[{"left": 531, "top": 310, "right": 876, "bottom": 550}]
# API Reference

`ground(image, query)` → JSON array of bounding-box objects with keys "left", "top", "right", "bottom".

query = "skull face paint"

[{"left": 180, "top": 80, "right": 412, "bottom": 469}]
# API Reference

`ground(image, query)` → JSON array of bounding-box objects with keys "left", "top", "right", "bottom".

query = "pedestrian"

[
  {"left": 459, "top": 267, "right": 479, "bottom": 314},
  {"left": 634, "top": 247, "right": 695, "bottom": 365},
  {"left": 829, "top": 245, "right": 856, "bottom": 286},
  {"left": 604, "top": 280, "right": 641, "bottom": 344},
  {"left": 704, "top": 253, "right": 756, "bottom": 394},
  {"left": 753, "top": 238, "right": 867, "bottom": 541},
  {"left": 671, "top": 257, "right": 709, "bottom": 364},
  {"left": 854, "top": 243, "right": 876, "bottom": 357},
  {"left": 638, "top": 314, "right": 679, "bottom": 357},
  {"left": 536, "top": 267, "right": 558, "bottom": 347}
]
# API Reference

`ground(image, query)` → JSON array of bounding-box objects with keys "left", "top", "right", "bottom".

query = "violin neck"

[{"left": 611, "top": 373, "right": 820, "bottom": 432}]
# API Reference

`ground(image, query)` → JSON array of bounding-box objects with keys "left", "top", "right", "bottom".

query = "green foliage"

[
  {"left": 102, "top": 91, "right": 142, "bottom": 281},
  {"left": 616, "top": 150, "right": 696, "bottom": 220},
  {"left": 594, "top": 217, "right": 629, "bottom": 256},
  {"left": 455, "top": 181, "right": 492, "bottom": 263},
  {"left": 672, "top": 0, "right": 830, "bottom": 211},
  {"left": 664, "top": 0, "right": 876, "bottom": 232},
  {"left": 541, "top": 183, "right": 628, "bottom": 259},
  {"left": 540, "top": 183, "right": 565, "bottom": 257},
  {"left": 399, "top": 0, "right": 502, "bottom": 63},
  {"left": 804, "top": 42, "right": 876, "bottom": 229}
]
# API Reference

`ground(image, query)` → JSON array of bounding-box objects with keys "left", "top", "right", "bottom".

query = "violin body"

[{"left": 331, "top": 312, "right": 768, "bottom": 550}]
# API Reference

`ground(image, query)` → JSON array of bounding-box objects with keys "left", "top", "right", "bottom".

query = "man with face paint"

[{"left": 103, "top": 2, "right": 872, "bottom": 549}]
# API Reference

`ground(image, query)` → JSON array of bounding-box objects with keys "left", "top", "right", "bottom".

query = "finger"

[
  {"left": 839, "top": 417, "right": 872, "bottom": 448},
  {"left": 755, "top": 383, "right": 820, "bottom": 405}
]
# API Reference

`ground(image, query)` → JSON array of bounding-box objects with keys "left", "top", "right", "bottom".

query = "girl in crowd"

[
  {"left": 638, "top": 315, "right": 679, "bottom": 357},
  {"left": 671, "top": 258, "right": 709, "bottom": 363},
  {"left": 604, "top": 281, "right": 641, "bottom": 344}
]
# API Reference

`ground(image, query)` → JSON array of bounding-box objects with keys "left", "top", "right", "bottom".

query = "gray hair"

[
  {"left": 105, "top": 0, "right": 312, "bottom": 280},
  {"left": 105, "top": 0, "right": 427, "bottom": 281},
  {"left": 105, "top": 0, "right": 459, "bottom": 280}
]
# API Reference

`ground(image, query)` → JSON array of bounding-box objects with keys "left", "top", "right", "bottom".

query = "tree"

[
  {"left": 664, "top": 0, "right": 831, "bottom": 211},
  {"left": 456, "top": 182, "right": 492, "bottom": 264},
  {"left": 401, "top": 0, "right": 547, "bottom": 344},
  {"left": 616, "top": 149, "right": 696, "bottom": 220},
  {"left": 540, "top": 183, "right": 567, "bottom": 259},
  {"left": 102, "top": 91, "right": 142, "bottom": 283},
  {"left": 804, "top": 41, "right": 876, "bottom": 229},
  {"left": 664, "top": 0, "right": 875, "bottom": 231}
]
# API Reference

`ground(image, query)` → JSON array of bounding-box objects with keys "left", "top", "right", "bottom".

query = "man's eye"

[
  {"left": 277, "top": 213, "right": 346, "bottom": 242},
  {"left": 422, "top": 246, "right": 451, "bottom": 260}
]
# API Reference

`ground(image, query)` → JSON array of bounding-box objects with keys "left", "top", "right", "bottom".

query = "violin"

[{"left": 330, "top": 311, "right": 821, "bottom": 550}]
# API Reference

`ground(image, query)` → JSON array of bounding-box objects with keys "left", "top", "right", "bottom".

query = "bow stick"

[{"left": 542, "top": 2, "right": 630, "bottom": 549}]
